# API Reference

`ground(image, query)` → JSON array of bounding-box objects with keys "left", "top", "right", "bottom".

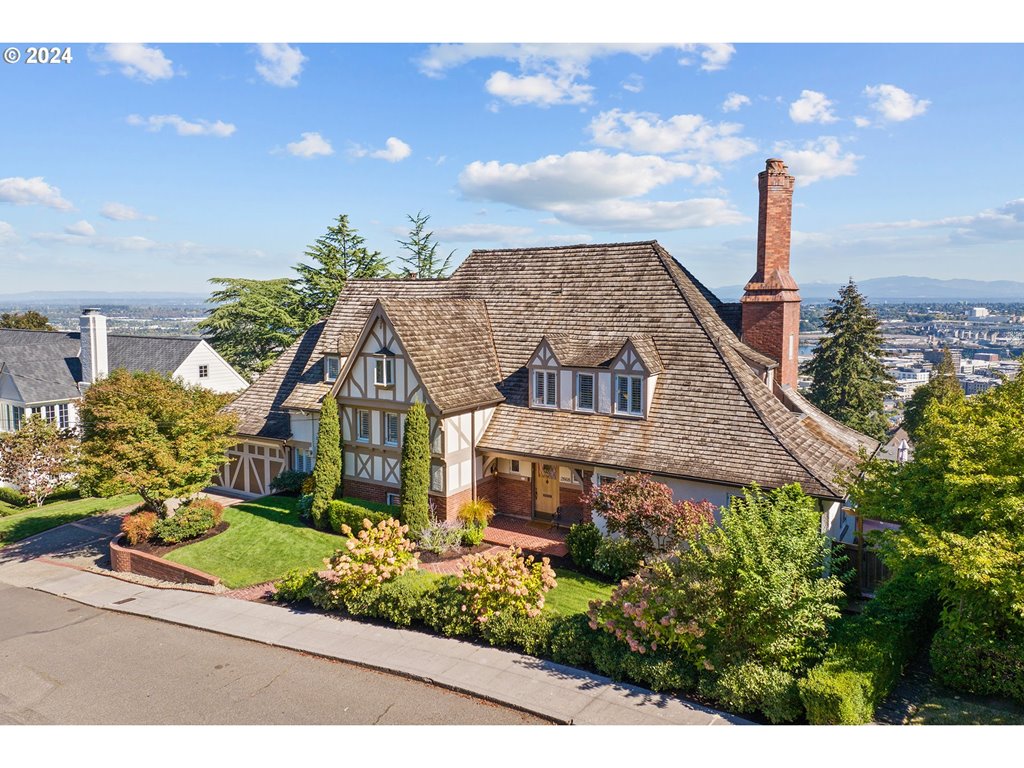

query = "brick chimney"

[
  {"left": 79, "top": 308, "right": 109, "bottom": 388},
  {"left": 741, "top": 158, "right": 801, "bottom": 389}
]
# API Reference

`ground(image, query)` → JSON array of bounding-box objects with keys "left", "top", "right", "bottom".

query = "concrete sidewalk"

[{"left": 0, "top": 524, "right": 749, "bottom": 726}]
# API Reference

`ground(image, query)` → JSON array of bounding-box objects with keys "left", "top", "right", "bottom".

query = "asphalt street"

[{"left": 0, "top": 583, "right": 545, "bottom": 725}]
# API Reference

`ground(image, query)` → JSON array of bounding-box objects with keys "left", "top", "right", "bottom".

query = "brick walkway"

[{"left": 482, "top": 515, "right": 568, "bottom": 558}]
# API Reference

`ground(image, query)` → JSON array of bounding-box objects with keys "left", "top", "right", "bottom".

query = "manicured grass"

[
  {"left": 910, "top": 695, "right": 1024, "bottom": 725},
  {"left": 0, "top": 494, "right": 141, "bottom": 545},
  {"left": 545, "top": 568, "right": 615, "bottom": 616},
  {"left": 165, "top": 496, "right": 344, "bottom": 588}
]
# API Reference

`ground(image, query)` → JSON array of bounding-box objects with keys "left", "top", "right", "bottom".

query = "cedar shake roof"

[
  {"left": 543, "top": 332, "right": 664, "bottom": 373},
  {"left": 376, "top": 298, "right": 503, "bottom": 413},
  {"left": 231, "top": 240, "right": 877, "bottom": 496},
  {"left": 224, "top": 321, "right": 326, "bottom": 439}
]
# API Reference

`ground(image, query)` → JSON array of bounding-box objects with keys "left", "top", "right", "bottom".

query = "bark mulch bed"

[
  {"left": 417, "top": 543, "right": 493, "bottom": 565},
  {"left": 121, "top": 520, "right": 230, "bottom": 557}
]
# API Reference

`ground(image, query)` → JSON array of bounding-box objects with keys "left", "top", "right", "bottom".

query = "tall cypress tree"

[
  {"left": 400, "top": 401, "right": 431, "bottom": 536},
  {"left": 295, "top": 214, "right": 392, "bottom": 318},
  {"left": 310, "top": 395, "right": 341, "bottom": 530},
  {"left": 396, "top": 211, "right": 454, "bottom": 279},
  {"left": 801, "top": 279, "right": 895, "bottom": 440},
  {"left": 902, "top": 348, "right": 964, "bottom": 442}
]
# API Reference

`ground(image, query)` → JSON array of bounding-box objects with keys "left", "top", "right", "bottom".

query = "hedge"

[
  {"left": 931, "top": 625, "right": 1024, "bottom": 703},
  {"left": 326, "top": 498, "right": 401, "bottom": 534},
  {"left": 798, "top": 568, "right": 937, "bottom": 724},
  {"left": 0, "top": 485, "right": 28, "bottom": 509}
]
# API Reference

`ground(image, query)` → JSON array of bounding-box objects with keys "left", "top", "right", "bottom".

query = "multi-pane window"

[
  {"left": 510, "top": 459, "right": 520, "bottom": 474},
  {"left": 324, "top": 356, "right": 340, "bottom": 382},
  {"left": 374, "top": 357, "right": 395, "bottom": 387},
  {"left": 356, "top": 409, "right": 371, "bottom": 442},
  {"left": 41, "top": 404, "right": 56, "bottom": 424},
  {"left": 430, "top": 463, "right": 444, "bottom": 492},
  {"left": 615, "top": 375, "right": 643, "bottom": 416},
  {"left": 576, "top": 373, "right": 595, "bottom": 411},
  {"left": 12, "top": 405, "right": 23, "bottom": 430},
  {"left": 199, "top": 364, "right": 209, "bottom": 379},
  {"left": 294, "top": 448, "right": 313, "bottom": 473},
  {"left": 533, "top": 370, "right": 557, "bottom": 407},
  {"left": 384, "top": 412, "right": 400, "bottom": 446},
  {"left": 57, "top": 403, "right": 69, "bottom": 429}
]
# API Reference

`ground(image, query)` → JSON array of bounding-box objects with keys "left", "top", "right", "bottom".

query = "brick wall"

[
  {"left": 478, "top": 473, "right": 533, "bottom": 519},
  {"left": 109, "top": 537, "right": 220, "bottom": 586},
  {"left": 432, "top": 487, "right": 473, "bottom": 523},
  {"left": 343, "top": 478, "right": 393, "bottom": 505}
]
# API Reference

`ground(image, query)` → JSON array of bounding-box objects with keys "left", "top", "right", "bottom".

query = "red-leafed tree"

[
  {"left": 0, "top": 414, "right": 79, "bottom": 507},
  {"left": 582, "top": 473, "right": 715, "bottom": 556}
]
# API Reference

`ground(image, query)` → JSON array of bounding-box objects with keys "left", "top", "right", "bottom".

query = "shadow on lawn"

[{"left": 235, "top": 497, "right": 318, "bottom": 530}]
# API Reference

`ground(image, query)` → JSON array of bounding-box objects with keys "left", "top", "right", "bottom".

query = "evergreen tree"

[
  {"left": 396, "top": 211, "right": 454, "bottom": 279},
  {"left": 400, "top": 401, "right": 431, "bottom": 536},
  {"left": 801, "top": 279, "right": 895, "bottom": 440},
  {"left": 197, "top": 277, "right": 313, "bottom": 380},
  {"left": 902, "top": 348, "right": 964, "bottom": 441},
  {"left": 295, "top": 214, "right": 391, "bottom": 318},
  {"left": 0, "top": 310, "right": 54, "bottom": 330},
  {"left": 310, "top": 395, "right": 341, "bottom": 530}
]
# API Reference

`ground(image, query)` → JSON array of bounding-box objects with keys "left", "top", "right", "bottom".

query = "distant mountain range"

[{"left": 715, "top": 276, "right": 1024, "bottom": 302}]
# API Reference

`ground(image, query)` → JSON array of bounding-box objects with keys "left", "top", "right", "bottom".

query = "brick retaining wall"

[{"left": 109, "top": 536, "right": 220, "bottom": 586}]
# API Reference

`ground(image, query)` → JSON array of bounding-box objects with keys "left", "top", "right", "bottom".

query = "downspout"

[{"left": 470, "top": 410, "right": 477, "bottom": 501}]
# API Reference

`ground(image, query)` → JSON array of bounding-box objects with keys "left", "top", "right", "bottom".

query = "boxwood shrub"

[
  {"left": 326, "top": 498, "right": 400, "bottom": 534},
  {"left": 152, "top": 498, "right": 224, "bottom": 545},
  {"left": 798, "top": 568, "right": 938, "bottom": 724},
  {"left": 566, "top": 522, "right": 602, "bottom": 572},
  {"left": 931, "top": 625, "right": 1024, "bottom": 703},
  {"left": 0, "top": 485, "right": 28, "bottom": 509}
]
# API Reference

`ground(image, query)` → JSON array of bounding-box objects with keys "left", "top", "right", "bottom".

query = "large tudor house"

[
  {"left": 0, "top": 308, "right": 248, "bottom": 433},
  {"left": 218, "top": 158, "right": 879, "bottom": 541}
]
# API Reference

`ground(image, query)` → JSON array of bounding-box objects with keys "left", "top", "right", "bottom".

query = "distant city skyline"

[{"left": 2, "top": 42, "right": 1022, "bottom": 293}]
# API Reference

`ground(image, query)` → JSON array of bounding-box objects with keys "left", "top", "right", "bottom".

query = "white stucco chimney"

[{"left": 80, "top": 308, "right": 109, "bottom": 387}]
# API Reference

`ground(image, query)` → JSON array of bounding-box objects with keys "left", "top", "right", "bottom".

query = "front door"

[{"left": 534, "top": 463, "right": 559, "bottom": 519}]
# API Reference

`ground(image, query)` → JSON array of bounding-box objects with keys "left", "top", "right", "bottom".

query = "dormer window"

[
  {"left": 374, "top": 357, "right": 395, "bottom": 387},
  {"left": 324, "top": 355, "right": 340, "bottom": 383},
  {"left": 615, "top": 375, "right": 643, "bottom": 416},
  {"left": 533, "top": 370, "right": 556, "bottom": 407},
  {"left": 576, "top": 373, "right": 595, "bottom": 411}
]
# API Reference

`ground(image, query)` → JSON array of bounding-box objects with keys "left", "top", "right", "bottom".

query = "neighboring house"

[
  {"left": 0, "top": 308, "right": 247, "bottom": 433},
  {"left": 219, "top": 158, "right": 879, "bottom": 539}
]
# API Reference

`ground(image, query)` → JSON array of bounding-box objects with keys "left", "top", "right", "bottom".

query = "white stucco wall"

[{"left": 173, "top": 341, "right": 248, "bottom": 393}]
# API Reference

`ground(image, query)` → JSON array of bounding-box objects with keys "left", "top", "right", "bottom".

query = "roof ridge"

[
  {"left": 465, "top": 240, "right": 658, "bottom": 256},
  {"left": 652, "top": 243, "right": 844, "bottom": 498}
]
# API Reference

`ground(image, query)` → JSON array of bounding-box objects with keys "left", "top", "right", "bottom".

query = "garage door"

[{"left": 215, "top": 441, "right": 287, "bottom": 496}]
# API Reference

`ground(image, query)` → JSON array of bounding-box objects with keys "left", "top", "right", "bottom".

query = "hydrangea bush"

[
  {"left": 323, "top": 517, "right": 420, "bottom": 598},
  {"left": 457, "top": 545, "right": 557, "bottom": 624}
]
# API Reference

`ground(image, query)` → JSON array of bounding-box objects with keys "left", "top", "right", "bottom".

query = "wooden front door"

[{"left": 534, "top": 463, "right": 559, "bottom": 518}]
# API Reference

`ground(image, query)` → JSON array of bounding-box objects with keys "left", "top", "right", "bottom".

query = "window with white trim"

[
  {"left": 199, "top": 364, "right": 209, "bottom": 379},
  {"left": 324, "top": 356, "right": 340, "bottom": 382},
  {"left": 429, "top": 417, "right": 442, "bottom": 454},
  {"left": 615, "top": 375, "right": 643, "bottom": 416},
  {"left": 384, "top": 412, "right": 400, "bottom": 446},
  {"left": 41, "top": 404, "right": 56, "bottom": 424},
  {"left": 510, "top": 459, "right": 520, "bottom": 474},
  {"left": 293, "top": 448, "right": 313, "bottom": 473},
  {"left": 533, "top": 370, "right": 557, "bottom": 407},
  {"left": 430, "top": 463, "right": 444, "bottom": 492},
  {"left": 576, "top": 373, "right": 595, "bottom": 411},
  {"left": 57, "top": 403, "right": 69, "bottom": 430},
  {"left": 356, "top": 409, "right": 371, "bottom": 442},
  {"left": 12, "top": 405, "right": 24, "bottom": 430},
  {"left": 386, "top": 492, "right": 401, "bottom": 507},
  {"left": 374, "top": 357, "right": 395, "bottom": 387}
]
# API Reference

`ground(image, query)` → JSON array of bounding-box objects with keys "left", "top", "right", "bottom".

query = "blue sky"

[{"left": 2, "top": 41, "right": 1023, "bottom": 293}]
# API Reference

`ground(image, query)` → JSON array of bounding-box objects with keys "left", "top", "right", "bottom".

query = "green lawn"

[
  {"left": 545, "top": 568, "right": 615, "bottom": 616},
  {"left": 910, "top": 694, "right": 1024, "bottom": 725},
  {"left": 166, "top": 496, "right": 344, "bottom": 588},
  {"left": 0, "top": 493, "right": 141, "bottom": 545}
]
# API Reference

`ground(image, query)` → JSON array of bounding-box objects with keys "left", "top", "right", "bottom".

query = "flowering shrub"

[
  {"left": 582, "top": 474, "right": 715, "bottom": 556},
  {"left": 457, "top": 545, "right": 557, "bottom": 624},
  {"left": 323, "top": 517, "right": 419, "bottom": 600},
  {"left": 121, "top": 510, "right": 157, "bottom": 545}
]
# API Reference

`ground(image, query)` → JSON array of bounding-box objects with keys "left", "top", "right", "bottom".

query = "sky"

[{"left": 2, "top": 38, "right": 1023, "bottom": 294}]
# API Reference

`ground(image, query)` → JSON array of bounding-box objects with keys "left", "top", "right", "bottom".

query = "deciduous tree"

[
  {"left": 0, "top": 310, "right": 55, "bottom": 330},
  {"left": 902, "top": 348, "right": 963, "bottom": 441},
  {"left": 0, "top": 415, "right": 78, "bottom": 506},
  {"left": 802, "top": 279, "right": 895, "bottom": 440},
  {"left": 77, "top": 370, "right": 238, "bottom": 513}
]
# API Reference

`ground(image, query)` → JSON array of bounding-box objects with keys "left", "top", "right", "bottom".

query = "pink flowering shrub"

[
  {"left": 582, "top": 473, "right": 715, "bottom": 556},
  {"left": 457, "top": 545, "right": 557, "bottom": 624},
  {"left": 323, "top": 517, "right": 420, "bottom": 601}
]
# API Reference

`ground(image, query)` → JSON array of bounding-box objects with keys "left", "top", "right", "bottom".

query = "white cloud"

[
  {"left": 0, "top": 176, "right": 74, "bottom": 210},
  {"left": 434, "top": 223, "right": 534, "bottom": 242},
  {"left": 789, "top": 90, "right": 838, "bottom": 124},
  {"left": 349, "top": 136, "right": 411, "bottom": 162},
  {"left": 127, "top": 114, "right": 236, "bottom": 137},
  {"left": 255, "top": 43, "right": 307, "bottom": 88},
  {"left": 850, "top": 199, "right": 1024, "bottom": 244},
  {"left": 678, "top": 43, "right": 736, "bottom": 71},
  {"left": 588, "top": 109, "right": 757, "bottom": 164},
  {"left": 100, "top": 202, "right": 154, "bottom": 221},
  {"left": 773, "top": 137, "right": 861, "bottom": 186},
  {"left": 286, "top": 132, "right": 334, "bottom": 158},
  {"left": 97, "top": 43, "right": 174, "bottom": 82},
  {"left": 722, "top": 92, "right": 751, "bottom": 112},
  {"left": 0, "top": 221, "right": 16, "bottom": 244},
  {"left": 853, "top": 116, "right": 872, "bottom": 128},
  {"left": 485, "top": 70, "right": 593, "bottom": 106},
  {"left": 546, "top": 198, "right": 746, "bottom": 231},
  {"left": 64, "top": 220, "right": 96, "bottom": 237},
  {"left": 622, "top": 74, "right": 644, "bottom": 93},
  {"left": 864, "top": 84, "right": 930, "bottom": 122},
  {"left": 459, "top": 150, "right": 703, "bottom": 208}
]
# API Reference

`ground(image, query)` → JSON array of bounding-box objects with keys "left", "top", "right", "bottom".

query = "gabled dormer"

[{"left": 527, "top": 333, "right": 662, "bottom": 419}]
